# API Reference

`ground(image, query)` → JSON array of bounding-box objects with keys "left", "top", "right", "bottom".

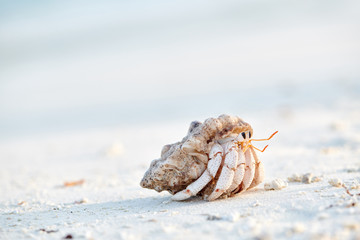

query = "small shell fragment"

[
  {"left": 328, "top": 178, "right": 343, "bottom": 187},
  {"left": 264, "top": 179, "right": 288, "bottom": 191},
  {"left": 288, "top": 174, "right": 302, "bottom": 182},
  {"left": 288, "top": 173, "right": 322, "bottom": 184},
  {"left": 350, "top": 180, "right": 360, "bottom": 190},
  {"left": 302, "top": 173, "right": 313, "bottom": 184},
  {"left": 64, "top": 179, "right": 84, "bottom": 187}
]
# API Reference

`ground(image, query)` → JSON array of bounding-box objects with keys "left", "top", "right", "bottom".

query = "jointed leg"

[
  {"left": 207, "top": 142, "right": 238, "bottom": 201},
  {"left": 248, "top": 147, "right": 264, "bottom": 189},
  {"left": 226, "top": 146, "right": 246, "bottom": 193},
  {"left": 172, "top": 143, "right": 223, "bottom": 201},
  {"left": 239, "top": 148, "right": 255, "bottom": 192}
]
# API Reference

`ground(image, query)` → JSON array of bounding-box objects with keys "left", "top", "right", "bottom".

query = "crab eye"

[
  {"left": 249, "top": 131, "right": 252, "bottom": 139},
  {"left": 241, "top": 132, "right": 246, "bottom": 139}
]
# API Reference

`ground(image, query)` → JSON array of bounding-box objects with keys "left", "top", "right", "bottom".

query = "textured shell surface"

[{"left": 140, "top": 114, "right": 253, "bottom": 196}]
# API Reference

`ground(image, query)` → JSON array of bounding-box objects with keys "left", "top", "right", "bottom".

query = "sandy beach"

[
  {"left": 1, "top": 91, "right": 360, "bottom": 239},
  {"left": 1, "top": 1, "right": 360, "bottom": 239}
]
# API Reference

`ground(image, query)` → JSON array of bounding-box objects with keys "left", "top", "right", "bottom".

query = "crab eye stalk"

[
  {"left": 249, "top": 131, "right": 252, "bottom": 139},
  {"left": 241, "top": 132, "right": 246, "bottom": 139}
]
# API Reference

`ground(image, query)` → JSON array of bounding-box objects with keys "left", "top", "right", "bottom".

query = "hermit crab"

[{"left": 140, "top": 114, "right": 277, "bottom": 201}]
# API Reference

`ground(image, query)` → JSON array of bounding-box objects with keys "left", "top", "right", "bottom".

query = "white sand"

[
  {"left": 1, "top": 2, "right": 359, "bottom": 238},
  {"left": 1, "top": 103, "right": 360, "bottom": 240}
]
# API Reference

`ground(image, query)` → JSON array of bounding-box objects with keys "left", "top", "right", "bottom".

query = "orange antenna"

[
  {"left": 251, "top": 131, "right": 278, "bottom": 142},
  {"left": 241, "top": 131, "right": 278, "bottom": 153},
  {"left": 252, "top": 145, "right": 268, "bottom": 152}
]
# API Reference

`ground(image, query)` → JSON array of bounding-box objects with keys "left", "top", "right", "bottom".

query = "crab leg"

[
  {"left": 248, "top": 147, "right": 264, "bottom": 189},
  {"left": 239, "top": 147, "right": 256, "bottom": 192},
  {"left": 172, "top": 143, "right": 223, "bottom": 201},
  {"left": 226, "top": 146, "right": 246, "bottom": 193},
  {"left": 207, "top": 142, "right": 238, "bottom": 201}
]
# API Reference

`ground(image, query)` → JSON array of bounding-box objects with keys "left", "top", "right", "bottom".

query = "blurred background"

[{"left": 1, "top": 0, "right": 360, "bottom": 140}]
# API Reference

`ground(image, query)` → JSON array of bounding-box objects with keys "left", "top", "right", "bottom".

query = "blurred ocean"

[{"left": 1, "top": 0, "right": 359, "bottom": 139}]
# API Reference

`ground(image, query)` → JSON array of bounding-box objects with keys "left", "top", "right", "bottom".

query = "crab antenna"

[
  {"left": 250, "top": 131, "right": 278, "bottom": 142},
  {"left": 241, "top": 131, "right": 278, "bottom": 153},
  {"left": 252, "top": 145, "right": 269, "bottom": 152},
  {"left": 243, "top": 131, "right": 278, "bottom": 153}
]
